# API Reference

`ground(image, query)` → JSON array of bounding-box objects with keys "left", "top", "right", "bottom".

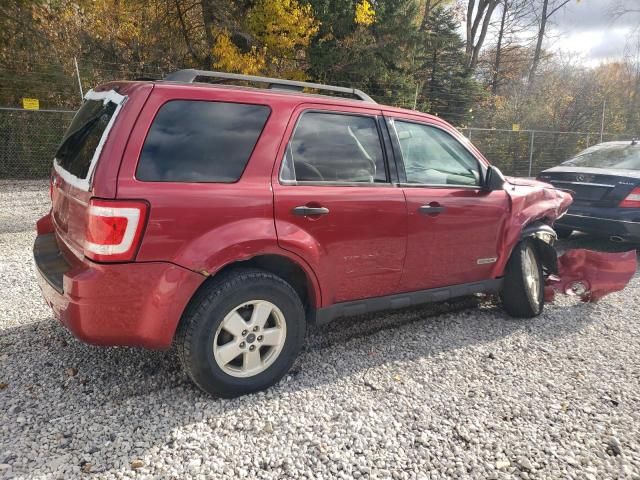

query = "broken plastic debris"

[{"left": 545, "top": 249, "right": 637, "bottom": 302}]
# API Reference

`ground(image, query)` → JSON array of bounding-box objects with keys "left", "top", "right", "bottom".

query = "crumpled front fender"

[
  {"left": 493, "top": 181, "right": 572, "bottom": 278},
  {"left": 545, "top": 249, "right": 637, "bottom": 302}
]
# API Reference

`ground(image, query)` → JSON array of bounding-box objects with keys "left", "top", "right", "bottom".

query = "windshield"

[
  {"left": 55, "top": 97, "right": 118, "bottom": 180},
  {"left": 562, "top": 143, "right": 640, "bottom": 170}
]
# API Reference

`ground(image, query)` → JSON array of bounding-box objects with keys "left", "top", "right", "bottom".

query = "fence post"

[
  {"left": 467, "top": 128, "right": 472, "bottom": 141},
  {"left": 74, "top": 56, "right": 84, "bottom": 101},
  {"left": 600, "top": 100, "right": 606, "bottom": 143},
  {"left": 413, "top": 83, "right": 419, "bottom": 110},
  {"left": 586, "top": 133, "right": 590, "bottom": 148},
  {"left": 528, "top": 131, "right": 535, "bottom": 177}
]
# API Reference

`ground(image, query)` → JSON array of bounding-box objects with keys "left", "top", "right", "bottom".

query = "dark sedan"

[{"left": 537, "top": 140, "right": 640, "bottom": 243}]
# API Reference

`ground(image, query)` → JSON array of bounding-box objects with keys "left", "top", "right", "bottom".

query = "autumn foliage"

[{"left": 0, "top": 0, "right": 638, "bottom": 139}]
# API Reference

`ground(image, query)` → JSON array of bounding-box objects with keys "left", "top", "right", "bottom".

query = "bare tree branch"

[
  {"left": 465, "top": 0, "right": 500, "bottom": 71},
  {"left": 528, "top": 0, "right": 572, "bottom": 85}
]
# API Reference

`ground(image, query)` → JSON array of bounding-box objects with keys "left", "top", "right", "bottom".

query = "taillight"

[
  {"left": 620, "top": 187, "right": 640, "bottom": 208},
  {"left": 84, "top": 198, "right": 148, "bottom": 262}
]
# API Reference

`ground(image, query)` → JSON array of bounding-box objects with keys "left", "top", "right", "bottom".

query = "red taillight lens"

[
  {"left": 86, "top": 215, "right": 129, "bottom": 245},
  {"left": 84, "top": 198, "right": 148, "bottom": 262},
  {"left": 620, "top": 187, "right": 640, "bottom": 208}
]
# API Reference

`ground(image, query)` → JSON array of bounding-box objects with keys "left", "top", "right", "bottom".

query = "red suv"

[{"left": 34, "top": 69, "right": 572, "bottom": 397}]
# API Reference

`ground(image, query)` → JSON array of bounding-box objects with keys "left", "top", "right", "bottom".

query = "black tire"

[
  {"left": 500, "top": 239, "right": 544, "bottom": 318},
  {"left": 554, "top": 226, "right": 573, "bottom": 239},
  {"left": 175, "top": 269, "right": 306, "bottom": 397}
]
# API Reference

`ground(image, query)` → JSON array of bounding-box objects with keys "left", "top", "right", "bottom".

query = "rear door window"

[
  {"left": 137, "top": 100, "right": 270, "bottom": 182},
  {"left": 280, "top": 111, "right": 388, "bottom": 183}
]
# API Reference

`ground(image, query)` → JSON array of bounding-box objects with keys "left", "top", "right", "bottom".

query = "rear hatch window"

[
  {"left": 562, "top": 144, "right": 640, "bottom": 170},
  {"left": 54, "top": 90, "right": 126, "bottom": 190}
]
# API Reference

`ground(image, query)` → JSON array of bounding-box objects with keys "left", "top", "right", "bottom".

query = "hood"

[
  {"left": 504, "top": 176, "right": 552, "bottom": 188},
  {"left": 504, "top": 176, "right": 573, "bottom": 225}
]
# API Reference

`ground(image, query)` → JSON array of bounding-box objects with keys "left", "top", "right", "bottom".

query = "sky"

[{"left": 547, "top": 0, "right": 640, "bottom": 66}]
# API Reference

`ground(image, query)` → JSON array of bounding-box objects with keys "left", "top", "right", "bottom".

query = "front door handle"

[
  {"left": 292, "top": 206, "right": 330, "bottom": 217},
  {"left": 418, "top": 204, "right": 445, "bottom": 215}
]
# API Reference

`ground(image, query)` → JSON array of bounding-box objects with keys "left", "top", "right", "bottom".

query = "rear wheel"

[
  {"left": 176, "top": 269, "right": 306, "bottom": 397},
  {"left": 554, "top": 226, "right": 573, "bottom": 239},
  {"left": 500, "top": 239, "right": 544, "bottom": 318}
]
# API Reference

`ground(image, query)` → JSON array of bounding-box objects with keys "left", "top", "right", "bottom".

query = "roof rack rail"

[{"left": 163, "top": 69, "right": 376, "bottom": 103}]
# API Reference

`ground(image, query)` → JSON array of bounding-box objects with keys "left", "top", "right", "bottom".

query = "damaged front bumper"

[{"left": 544, "top": 249, "right": 637, "bottom": 302}]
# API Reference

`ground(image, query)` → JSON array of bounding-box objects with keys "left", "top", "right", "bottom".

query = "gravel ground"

[{"left": 1, "top": 180, "right": 640, "bottom": 479}]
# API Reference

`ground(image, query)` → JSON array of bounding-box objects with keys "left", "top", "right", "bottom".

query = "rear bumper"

[
  {"left": 34, "top": 232, "right": 204, "bottom": 349},
  {"left": 556, "top": 208, "right": 640, "bottom": 241}
]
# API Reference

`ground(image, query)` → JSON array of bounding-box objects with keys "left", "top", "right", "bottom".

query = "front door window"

[{"left": 394, "top": 120, "right": 481, "bottom": 187}]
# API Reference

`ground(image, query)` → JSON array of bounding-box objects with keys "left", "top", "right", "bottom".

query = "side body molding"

[{"left": 314, "top": 279, "right": 503, "bottom": 325}]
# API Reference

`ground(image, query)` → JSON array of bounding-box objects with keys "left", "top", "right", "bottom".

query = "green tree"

[
  {"left": 417, "top": 7, "right": 484, "bottom": 124},
  {"left": 307, "top": 0, "right": 422, "bottom": 107}
]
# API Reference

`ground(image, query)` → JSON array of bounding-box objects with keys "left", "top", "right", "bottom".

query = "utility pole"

[
  {"left": 74, "top": 56, "right": 84, "bottom": 102},
  {"left": 600, "top": 100, "right": 606, "bottom": 143}
]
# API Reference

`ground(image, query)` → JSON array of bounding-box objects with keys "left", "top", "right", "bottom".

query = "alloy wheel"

[
  {"left": 522, "top": 246, "right": 540, "bottom": 304},
  {"left": 213, "top": 300, "right": 287, "bottom": 378}
]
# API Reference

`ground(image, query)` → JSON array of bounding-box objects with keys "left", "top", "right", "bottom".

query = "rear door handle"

[
  {"left": 418, "top": 205, "right": 445, "bottom": 215},
  {"left": 292, "top": 206, "right": 330, "bottom": 216}
]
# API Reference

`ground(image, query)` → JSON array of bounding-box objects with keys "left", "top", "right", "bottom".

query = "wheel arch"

[
  {"left": 180, "top": 253, "right": 321, "bottom": 326},
  {"left": 520, "top": 220, "right": 559, "bottom": 275},
  {"left": 217, "top": 254, "right": 319, "bottom": 312},
  {"left": 494, "top": 218, "right": 559, "bottom": 277}
]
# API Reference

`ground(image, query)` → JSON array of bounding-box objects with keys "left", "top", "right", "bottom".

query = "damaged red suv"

[{"left": 35, "top": 69, "right": 581, "bottom": 396}]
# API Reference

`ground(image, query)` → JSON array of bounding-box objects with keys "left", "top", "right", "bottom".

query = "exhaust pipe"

[{"left": 610, "top": 236, "right": 625, "bottom": 243}]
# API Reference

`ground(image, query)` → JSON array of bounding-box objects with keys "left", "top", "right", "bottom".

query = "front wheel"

[
  {"left": 500, "top": 239, "right": 544, "bottom": 318},
  {"left": 176, "top": 269, "right": 306, "bottom": 397}
]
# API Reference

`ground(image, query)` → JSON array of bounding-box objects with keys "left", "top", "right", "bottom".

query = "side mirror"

[{"left": 483, "top": 165, "right": 505, "bottom": 191}]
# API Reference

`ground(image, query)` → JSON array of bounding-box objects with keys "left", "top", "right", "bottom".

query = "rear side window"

[
  {"left": 280, "top": 112, "right": 387, "bottom": 183},
  {"left": 137, "top": 100, "right": 270, "bottom": 182},
  {"left": 55, "top": 98, "right": 118, "bottom": 180}
]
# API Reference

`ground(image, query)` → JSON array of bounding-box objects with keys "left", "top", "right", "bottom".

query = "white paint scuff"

[{"left": 53, "top": 89, "right": 127, "bottom": 191}]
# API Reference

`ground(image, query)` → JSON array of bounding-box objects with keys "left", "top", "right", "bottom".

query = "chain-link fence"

[
  {"left": 0, "top": 107, "right": 75, "bottom": 179},
  {"left": 0, "top": 106, "right": 634, "bottom": 179},
  {"left": 460, "top": 127, "right": 633, "bottom": 177}
]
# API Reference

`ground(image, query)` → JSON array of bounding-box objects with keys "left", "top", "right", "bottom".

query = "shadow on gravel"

[
  {"left": 1, "top": 296, "right": 601, "bottom": 470},
  {"left": 0, "top": 233, "right": 632, "bottom": 474}
]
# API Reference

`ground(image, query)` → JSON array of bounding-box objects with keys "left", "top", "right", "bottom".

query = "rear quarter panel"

[
  {"left": 92, "top": 82, "right": 155, "bottom": 198},
  {"left": 51, "top": 82, "right": 154, "bottom": 257}
]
